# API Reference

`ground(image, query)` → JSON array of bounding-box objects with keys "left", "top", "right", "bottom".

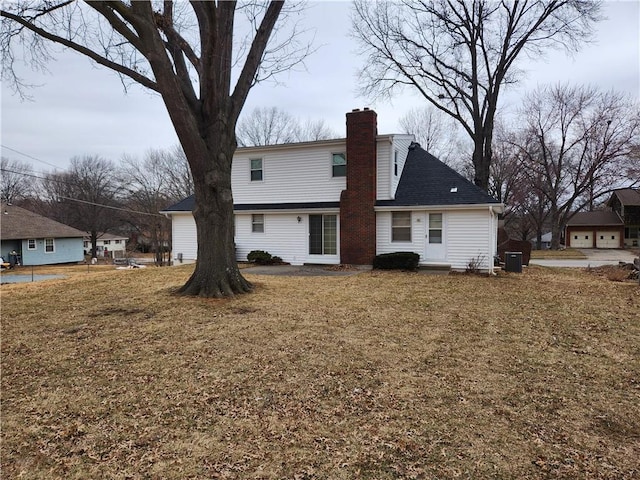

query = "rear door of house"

[{"left": 424, "top": 213, "right": 446, "bottom": 260}]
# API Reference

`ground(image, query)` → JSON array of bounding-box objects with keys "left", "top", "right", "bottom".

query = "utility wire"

[
  {"left": 1, "top": 167, "right": 163, "bottom": 218},
  {"left": 1, "top": 145, "right": 61, "bottom": 170},
  {"left": 58, "top": 196, "right": 163, "bottom": 217}
]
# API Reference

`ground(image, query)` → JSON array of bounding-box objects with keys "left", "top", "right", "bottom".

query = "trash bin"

[{"left": 504, "top": 252, "right": 523, "bottom": 273}]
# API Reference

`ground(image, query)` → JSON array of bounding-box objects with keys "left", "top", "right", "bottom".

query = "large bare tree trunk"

[{"left": 177, "top": 134, "right": 252, "bottom": 297}]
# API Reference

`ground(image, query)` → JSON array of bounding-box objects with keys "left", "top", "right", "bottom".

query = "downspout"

[{"left": 489, "top": 206, "right": 495, "bottom": 275}]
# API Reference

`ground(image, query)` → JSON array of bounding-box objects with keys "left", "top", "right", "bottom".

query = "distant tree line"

[{"left": 1, "top": 146, "right": 193, "bottom": 266}]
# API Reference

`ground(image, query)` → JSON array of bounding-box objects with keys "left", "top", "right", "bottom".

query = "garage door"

[
  {"left": 596, "top": 231, "right": 619, "bottom": 249},
  {"left": 571, "top": 231, "right": 593, "bottom": 248}
]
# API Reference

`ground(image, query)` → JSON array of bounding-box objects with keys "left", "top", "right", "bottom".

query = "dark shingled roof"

[
  {"left": 161, "top": 196, "right": 339, "bottom": 212},
  {"left": 376, "top": 144, "right": 500, "bottom": 207},
  {"left": 1, "top": 203, "right": 86, "bottom": 240},
  {"left": 566, "top": 211, "right": 624, "bottom": 226}
]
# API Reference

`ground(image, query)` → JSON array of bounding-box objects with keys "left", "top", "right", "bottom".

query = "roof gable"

[
  {"left": 1, "top": 204, "right": 87, "bottom": 240},
  {"left": 566, "top": 211, "right": 624, "bottom": 226},
  {"left": 610, "top": 188, "right": 640, "bottom": 207},
  {"left": 377, "top": 144, "right": 500, "bottom": 207}
]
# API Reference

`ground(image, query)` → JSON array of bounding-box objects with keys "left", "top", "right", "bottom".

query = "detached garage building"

[{"left": 565, "top": 211, "right": 624, "bottom": 249}]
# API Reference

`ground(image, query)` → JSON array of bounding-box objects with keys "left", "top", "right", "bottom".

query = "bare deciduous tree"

[
  {"left": 237, "top": 106, "right": 336, "bottom": 146},
  {"left": 120, "top": 151, "right": 178, "bottom": 266},
  {"left": 1, "top": 1, "right": 310, "bottom": 297},
  {"left": 399, "top": 106, "right": 464, "bottom": 166},
  {"left": 1, "top": 156, "right": 34, "bottom": 203},
  {"left": 40, "top": 155, "right": 123, "bottom": 258},
  {"left": 351, "top": 0, "right": 601, "bottom": 191},
  {"left": 515, "top": 84, "right": 640, "bottom": 248}
]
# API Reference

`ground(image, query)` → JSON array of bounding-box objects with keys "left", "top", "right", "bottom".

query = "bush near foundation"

[
  {"left": 247, "top": 250, "right": 273, "bottom": 265},
  {"left": 373, "top": 252, "right": 420, "bottom": 271},
  {"left": 247, "top": 250, "right": 285, "bottom": 265}
]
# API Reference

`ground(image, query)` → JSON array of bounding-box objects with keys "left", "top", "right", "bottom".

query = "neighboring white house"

[
  {"left": 84, "top": 233, "right": 128, "bottom": 258},
  {"left": 162, "top": 108, "right": 504, "bottom": 272}
]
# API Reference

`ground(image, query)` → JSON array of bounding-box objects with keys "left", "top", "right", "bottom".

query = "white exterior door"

[
  {"left": 596, "top": 231, "right": 619, "bottom": 248},
  {"left": 571, "top": 231, "right": 593, "bottom": 248},
  {"left": 425, "top": 213, "right": 446, "bottom": 260}
]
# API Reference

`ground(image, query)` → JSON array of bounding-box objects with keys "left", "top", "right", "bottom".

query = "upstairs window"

[
  {"left": 250, "top": 158, "right": 263, "bottom": 181},
  {"left": 103, "top": 240, "right": 111, "bottom": 245},
  {"left": 394, "top": 150, "right": 399, "bottom": 176},
  {"left": 332, "top": 153, "right": 346, "bottom": 177},
  {"left": 392, "top": 212, "right": 411, "bottom": 242}
]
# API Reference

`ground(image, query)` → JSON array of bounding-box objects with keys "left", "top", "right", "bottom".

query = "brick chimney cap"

[
  {"left": 363, "top": 107, "right": 370, "bottom": 111},
  {"left": 352, "top": 108, "right": 360, "bottom": 112}
]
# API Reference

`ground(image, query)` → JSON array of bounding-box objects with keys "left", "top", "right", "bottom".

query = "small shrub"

[
  {"left": 466, "top": 255, "right": 486, "bottom": 274},
  {"left": 373, "top": 252, "right": 419, "bottom": 271},
  {"left": 247, "top": 250, "right": 273, "bottom": 265},
  {"left": 272, "top": 256, "right": 283, "bottom": 264}
]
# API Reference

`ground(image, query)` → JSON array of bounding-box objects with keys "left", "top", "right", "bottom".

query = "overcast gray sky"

[{"left": 1, "top": 1, "right": 638, "bottom": 172}]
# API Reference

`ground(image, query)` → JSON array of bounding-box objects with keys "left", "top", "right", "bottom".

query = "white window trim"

[
  {"left": 331, "top": 153, "right": 346, "bottom": 178},
  {"left": 251, "top": 214, "right": 265, "bottom": 233},
  {"left": 391, "top": 212, "right": 412, "bottom": 243},
  {"left": 27, "top": 239, "right": 37, "bottom": 250},
  {"left": 394, "top": 149, "right": 399, "bottom": 177},
  {"left": 250, "top": 158, "right": 264, "bottom": 182},
  {"left": 45, "top": 238, "right": 55, "bottom": 254}
]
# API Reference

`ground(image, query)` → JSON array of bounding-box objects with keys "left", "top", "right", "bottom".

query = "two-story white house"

[
  {"left": 83, "top": 233, "right": 128, "bottom": 258},
  {"left": 162, "top": 108, "right": 503, "bottom": 272}
]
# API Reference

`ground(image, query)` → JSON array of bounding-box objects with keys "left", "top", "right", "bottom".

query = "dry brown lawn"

[
  {"left": 1, "top": 264, "right": 639, "bottom": 479},
  {"left": 530, "top": 249, "right": 587, "bottom": 259}
]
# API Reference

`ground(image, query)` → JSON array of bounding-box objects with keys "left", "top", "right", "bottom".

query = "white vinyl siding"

[
  {"left": 171, "top": 213, "right": 198, "bottom": 262},
  {"left": 377, "top": 208, "right": 495, "bottom": 271},
  {"left": 235, "top": 212, "right": 339, "bottom": 265},
  {"left": 376, "top": 141, "right": 392, "bottom": 200},
  {"left": 389, "top": 135, "right": 413, "bottom": 199},
  {"left": 232, "top": 143, "right": 347, "bottom": 204},
  {"left": 446, "top": 210, "right": 493, "bottom": 270}
]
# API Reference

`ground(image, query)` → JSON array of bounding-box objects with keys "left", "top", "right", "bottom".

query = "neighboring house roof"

[
  {"left": 608, "top": 188, "right": 640, "bottom": 206},
  {"left": 566, "top": 211, "right": 624, "bottom": 227},
  {"left": 376, "top": 143, "right": 500, "bottom": 207},
  {"left": 1, "top": 203, "right": 86, "bottom": 240}
]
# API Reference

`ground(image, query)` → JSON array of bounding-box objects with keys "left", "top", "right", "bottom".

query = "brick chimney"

[{"left": 340, "top": 108, "right": 377, "bottom": 265}]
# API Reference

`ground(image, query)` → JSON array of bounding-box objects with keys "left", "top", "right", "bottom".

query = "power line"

[
  {"left": 1, "top": 145, "right": 61, "bottom": 170},
  {"left": 58, "top": 196, "right": 163, "bottom": 217},
  {"left": 1, "top": 167, "right": 163, "bottom": 218}
]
